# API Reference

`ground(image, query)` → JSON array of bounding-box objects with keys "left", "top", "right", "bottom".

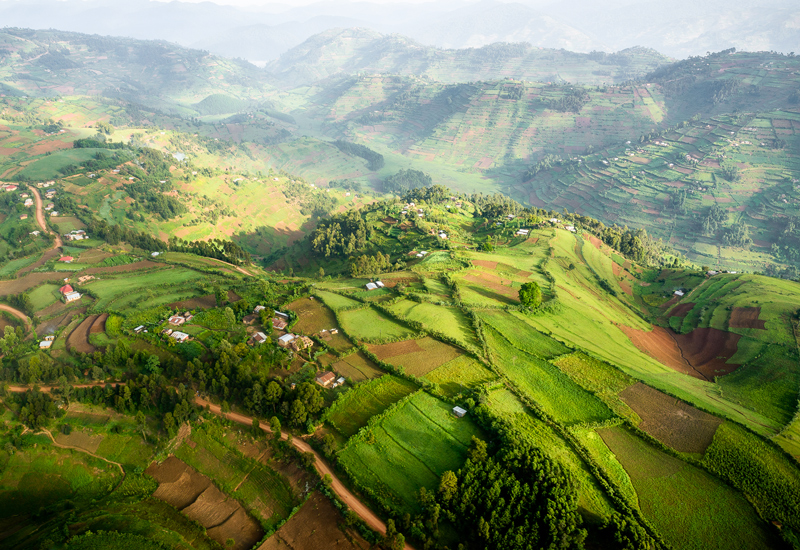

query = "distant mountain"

[{"left": 265, "top": 28, "right": 670, "bottom": 88}]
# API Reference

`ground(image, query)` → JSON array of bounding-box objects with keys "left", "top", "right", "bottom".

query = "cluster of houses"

[
  {"left": 59, "top": 284, "right": 82, "bottom": 303},
  {"left": 36, "top": 181, "right": 55, "bottom": 189},
  {"left": 39, "top": 334, "right": 55, "bottom": 349},
  {"left": 277, "top": 333, "right": 314, "bottom": 352},
  {"left": 2, "top": 183, "right": 19, "bottom": 192},
  {"left": 413, "top": 250, "right": 429, "bottom": 259},
  {"left": 64, "top": 230, "right": 88, "bottom": 241}
]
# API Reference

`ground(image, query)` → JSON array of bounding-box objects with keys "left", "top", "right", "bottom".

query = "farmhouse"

[
  {"left": 249, "top": 332, "right": 268, "bottom": 345},
  {"left": 674, "top": 290, "right": 685, "bottom": 297},
  {"left": 23, "top": 198, "right": 33, "bottom": 207},
  {"left": 30, "top": 230, "right": 40, "bottom": 236},
  {"left": 315, "top": 371, "right": 336, "bottom": 387},
  {"left": 452, "top": 406, "right": 467, "bottom": 418},
  {"left": 151, "top": 252, "right": 160, "bottom": 257},
  {"left": 274, "top": 310, "right": 289, "bottom": 319},
  {"left": 59, "top": 284, "right": 74, "bottom": 295},
  {"left": 253, "top": 305, "right": 266, "bottom": 314},
  {"left": 58, "top": 256, "right": 73, "bottom": 263},
  {"left": 171, "top": 331, "right": 189, "bottom": 343},
  {"left": 168, "top": 315, "right": 186, "bottom": 325},
  {"left": 291, "top": 336, "right": 314, "bottom": 352},
  {"left": 183, "top": 312, "right": 194, "bottom": 321},
  {"left": 272, "top": 317, "right": 288, "bottom": 330},
  {"left": 50, "top": 211, "right": 59, "bottom": 217},
  {"left": 64, "top": 291, "right": 81, "bottom": 303},
  {"left": 278, "top": 333, "right": 296, "bottom": 347},
  {"left": 134, "top": 325, "right": 145, "bottom": 334},
  {"left": 45, "top": 203, "right": 54, "bottom": 211},
  {"left": 39, "top": 340, "right": 53, "bottom": 349},
  {"left": 438, "top": 231, "right": 448, "bottom": 239},
  {"left": 565, "top": 225, "right": 576, "bottom": 233},
  {"left": 365, "top": 282, "right": 378, "bottom": 291},
  {"left": 516, "top": 229, "right": 530, "bottom": 236},
  {"left": 19, "top": 214, "right": 27, "bottom": 220},
  {"left": 375, "top": 281, "right": 385, "bottom": 288},
  {"left": 162, "top": 328, "right": 173, "bottom": 336}
]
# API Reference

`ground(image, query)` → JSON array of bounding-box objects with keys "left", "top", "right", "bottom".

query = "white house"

[
  {"left": 365, "top": 282, "right": 378, "bottom": 291},
  {"left": 171, "top": 331, "right": 189, "bottom": 343},
  {"left": 64, "top": 291, "right": 81, "bottom": 303},
  {"left": 375, "top": 281, "right": 385, "bottom": 288},
  {"left": 278, "top": 333, "right": 296, "bottom": 347},
  {"left": 674, "top": 290, "right": 685, "bottom": 297},
  {"left": 452, "top": 406, "right": 467, "bottom": 418}
]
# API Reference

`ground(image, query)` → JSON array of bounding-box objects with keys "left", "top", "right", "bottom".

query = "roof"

[
  {"left": 64, "top": 291, "right": 81, "bottom": 300},
  {"left": 171, "top": 331, "right": 189, "bottom": 340},
  {"left": 252, "top": 332, "right": 267, "bottom": 343},
  {"left": 39, "top": 340, "right": 53, "bottom": 349},
  {"left": 274, "top": 310, "right": 289, "bottom": 318},
  {"left": 58, "top": 256, "right": 73, "bottom": 262},
  {"left": 453, "top": 406, "right": 467, "bottom": 416},
  {"left": 316, "top": 371, "right": 336, "bottom": 384},
  {"left": 365, "top": 282, "right": 378, "bottom": 290},
  {"left": 278, "top": 333, "right": 296, "bottom": 343},
  {"left": 375, "top": 281, "right": 385, "bottom": 288},
  {"left": 59, "top": 284, "right": 73, "bottom": 294}
]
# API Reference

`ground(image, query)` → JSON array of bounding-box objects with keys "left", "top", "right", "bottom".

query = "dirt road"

[
  {"left": 0, "top": 303, "right": 31, "bottom": 329},
  {"left": 195, "top": 396, "right": 413, "bottom": 549},
  {"left": 28, "top": 185, "right": 62, "bottom": 248}
]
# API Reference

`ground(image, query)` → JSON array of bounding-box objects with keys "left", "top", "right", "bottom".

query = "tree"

[
  {"left": 269, "top": 416, "right": 281, "bottom": 440},
  {"left": 518, "top": 281, "right": 542, "bottom": 308},
  {"left": 136, "top": 410, "right": 147, "bottom": 442},
  {"left": 438, "top": 470, "right": 458, "bottom": 502}
]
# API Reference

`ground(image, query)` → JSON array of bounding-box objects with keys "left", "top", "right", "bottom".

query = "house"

[
  {"left": 39, "top": 340, "right": 53, "bottom": 349},
  {"left": 151, "top": 251, "right": 160, "bottom": 257},
  {"left": 59, "top": 284, "right": 74, "bottom": 295},
  {"left": 452, "top": 406, "right": 467, "bottom": 418},
  {"left": 45, "top": 203, "right": 54, "bottom": 211},
  {"left": 673, "top": 290, "right": 685, "bottom": 297},
  {"left": 375, "top": 281, "right": 385, "bottom": 288},
  {"left": 50, "top": 211, "right": 59, "bottom": 217},
  {"left": 315, "top": 371, "right": 336, "bottom": 387},
  {"left": 336, "top": 376, "right": 346, "bottom": 386},
  {"left": 168, "top": 315, "right": 185, "bottom": 325},
  {"left": 19, "top": 214, "right": 27, "bottom": 220},
  {"left": 64, "top": 291, "right": 81, "bottom": 303},
  {"left": 330, "top": 329, "right": 339, "bottom": 335},
  {"left": 183, "top": 312, "right": 193, "bottom": 321},
  {"left": 419, "top": 251, "right": 428, "bottom": 256},
  {"left": 565, "top": 225, "right": 576, "bottom": 233},
  {"left": 24, "top": 198, "right": 33, "bottom": 207},
  {"left": 134, "top": 325, "right": 145, "bottom": 334},
  {"left": 44, "top": 335, "right": 55, "bottom": 341},
  {"left": 438, "top": 232, "right": 448, "bottom": 239},
  {"left": 249, "top": 332, "right": 268, "bottom": 345},
  {"left": 707, "top": 270, "right": 719, "bottom": 276},
  {"left": 30, "top": 230, "right": 40, "bottom": 236},
  {"left": 291, "top": 336, "right": 314, "bottom": 352},
  {"left": 162, "top": 328, "right": 173, "bottom": 336},
  {"left": 254, "top": 305, "right": 266, "bottom": 314},
  {"left": 272, "top": 317, "right": 288, "bottom": 330},
  {"left": 515, "top": 229, "right": 530, "bottom": 236},
  {"left": 549, "top": 218, "right": 560, "bottom": 224},
  {"left": 274, "top": 310, "right": 289, "bottom": 320},
  {"left": 365, "top": 282, "right": 378, "bottom": 291},
  {"left": 278, "top": 333, "right": 296, "bottom": 347},
  {"left": 171, "top": 331, "right": 189, "bottom": 343}
]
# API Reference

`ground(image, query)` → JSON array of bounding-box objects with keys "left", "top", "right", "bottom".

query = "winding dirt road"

[
  {"left": 28, "top": 186, "right": 62, "bottom": 248},
  {"left": 0, "top": 303, "right": 31, "bottom": 329},
  {"left": 195, "top": 396, "right": 414, "bottom": 549}
]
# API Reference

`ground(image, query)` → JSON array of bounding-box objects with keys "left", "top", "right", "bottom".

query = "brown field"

[
  {"left": 55, "top": 429, "right": 104, "bottom": 453},
  {"left": 673, "top": 328, "right": 741, "bottom": 378},
  {"left": 67, "top": 314, "right": 100, "bottom": 353},
  {"left": 369, "top": 337, "right": 461, "bottom": 376},
  {"left": 257, "top": 491, "right": 372, "bottom": 550},
  {"left": 288, "top": 297, "right": 351, "bottom": 350},
  {"left": 0, "top": 272, "right": 62, "bottom": 296},
  {"left": 147, "top": 456, "right": 264, "bottom": 550},
  {"left": 90, "top": 313, "right": 107, "bottom": 333},
  {"left": 75, "top": 248, "right": 112, "bottom": 264},
  {"left": 81, "top": 260, "right": 166, "bottom": 274},
  {"left": 331, "top": 351, "right": 383, "bottom": 381},
  {"left": 463, "top": 272, "right": 520, "bottom": 301},
  {"left": 619, "top": 383, "right": 722, "bottom": 453},
  {"left": 729, "top": 307, "right": 766, "bottom": 329},
  {"left": 169, "top": 293, "right": 217, "bottom": 310},
  {"left": 669, "top": 303, "right": 696, "bottom": 318},
  {"left": 620, "top": 325, "right": 741, "bottom": 380},
  {"left": 471, "top": 259, "right": 498, "bottom": 269},
  {"left": 35, "top": 305, "right": 87, "bottom": 336}
]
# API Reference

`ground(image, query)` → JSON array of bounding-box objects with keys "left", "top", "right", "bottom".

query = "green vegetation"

[
  {"left": 339, "top": 307, "right": 416, "bottom": 342},
  {"left": 325, "top": 375, "right": 418, "bottom": 437}
]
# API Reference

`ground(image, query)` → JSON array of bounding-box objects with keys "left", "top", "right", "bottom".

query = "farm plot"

[
  {"left": 485, "top": 327, "right": 613, "bottom": 426},
  {"left": 314, "top": 290, "right": 361, "bottom": 311},
  {"left": 598, "top": 426, "right": 776, "bottom": 550},
  {"left": 325, "top": 375, "right": 417, "bottom": 437},
  {"left": 88, "top": 268, "right": 205, "bottom": 310},
  {"left": 28, "top": 283, "right": 61, "bottom": 311},
  {"left": 338, "top": 392, "right": 482, "bottom": 513},
  {"left": 619, "top": 383, "right": 722, "bottom": 454},
  {"left": 146, "top": 457, "right": 263, "bottom": 550},
  {"left": 553, "top": 352, "right": 638, "bottom": 421},
  {"left": 54, "top": 430, "right": 104, "bottom": 454},
  {"left": 729, "top": 307, "right": 766, "bottom": 329},
  {"left": 288, "top": 296, "right": 351, "bottom": 351},
  {"left": 258, "top": 491, "right": 371, "bottom": 550},
  {"left": 67, "top": 314, "right": 100, "bottom": 353},
  {"left": 386, "top": 299, "right": 480, "bottom": 351},
  {"left": 368, "top": 336, "right": 461, "bottom": 376},
  {"left": 338, "top": 307, "right": 416, "bottom": 342},
  {"left": 425, "top": 355, "right": 496, "bottom": 396},
  {"left": 480, "top": 309, "right": 570, "bottom": 358},
  {"left": 330, "top": 351, "right": 383, "bottom": 382},
  {"left": 0, "top": 255, "right": 39, "bottom": 277}
]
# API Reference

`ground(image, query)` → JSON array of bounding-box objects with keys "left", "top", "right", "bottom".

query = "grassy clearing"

[
  {"left": 326, "top": 375, "right": 418, "bottom": 437},
  {"left": 484, "top": 326, "right": 614, "bottom": 426},
  {"left": 88, "top": 268, "right": 206, "bottom": 311},
  {"left": 480, "top": 309, "right": 571, "bottom": 358},
  {"left": 339, "top": 392, "right": 482, "bottom": 513},
  {"left": 339, "top": 307, "right": 415, "bottom": 342},
  {"left": 28, "top": 283, "right": 61, "bottom": 311},
  {"left": 572, "top": 426, "right": 639, "bottom": 509},
  {"left": 486, "top": 388, "right": 614, "bottom": 520},
  {"left": 599, "top": 425, "right": 777, "bottom": 550},
  {"left": 314, "top": 289, "right": 362, "bottom": 310},
  {"left": 0, "top": 255, "right": 39, "bottom": 277},
  {"left": 425, "top": 355, "right": 496, "bottom": 396},
  {"left": 387, "top": 299, "right": 480, "bottom": 351}
]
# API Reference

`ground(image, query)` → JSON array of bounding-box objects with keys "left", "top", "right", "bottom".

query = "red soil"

[
  {"left": 669, "top": 303, "right": 696, "bottom": 318},
  {"left": 472, "top": 259, "right": 497, "bottom": 269},
  {"left": 618, "top": 325, "right": 694, "bottom": 376},
  {"left": 729, "top": 307, "right": 766, "bottom": 329}
]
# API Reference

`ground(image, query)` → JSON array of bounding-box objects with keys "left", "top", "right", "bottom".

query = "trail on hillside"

[
  {"left": 0, "top": 303, "right": 31, "bottom": 329},
  {"left": 37, "top": 427, "right": 126, "bottom": 477},
  {"left": 194, "top": 396, "right": 414, "bottom": 550},
  {"left": 28, "top": 185, "right": 63, "bottom": 249}
]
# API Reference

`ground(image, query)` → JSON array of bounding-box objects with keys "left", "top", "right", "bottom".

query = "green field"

[
  {"left": 0, "top": 255, "right": 40, "bottom": 277},
  {"left": 338, "top": 391, "right": 482, "bottom": 513},
  {"left": 338, "top": 306, "right": 416, "bottom": 342},
  {"left": 28, "top": 283, "right": 61, "bottom": 311},
  {"left": 599, "top": 426, "right": 777, "bottom": 550},
  {"left": 88, "top": 268, "right": 206, "bottom": 311},
  {"left": 325, "top": 375, "right": 418, "bottom": 437},
  {"left": 387, "top": 299, "right": 480, "bottom": 352},
  {"left": 314, "top": 289, "right": 362, "bottom": 310}
]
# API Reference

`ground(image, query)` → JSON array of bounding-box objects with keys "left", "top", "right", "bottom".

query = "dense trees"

[
  {"left": 350, "top": 253, "right": 395, "bottom": 277},
  {"left": 701, "top": 205, "right": 728, "bottom": 236},
  {"left": 311, "top": 210, "right": 373, "bottom": 257},
  {"left": 549, "top": 88, "right": 590, "bottom": 113},
  {"left": 333, "top": 140, "right": 385, "bottom": 171},
  {"left": 518, "top": 282, "right": 542, "bottom": 308},
  {"left": 723, "top": 221, "right": 753, "bottom": 248},
  {"left": 384, "top": 169, "right": 432, "bottom": 195}
]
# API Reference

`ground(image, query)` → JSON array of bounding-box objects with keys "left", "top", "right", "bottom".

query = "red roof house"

[
  {"left": 58, "top": 256, "right": 74, "bottom": 263},
  {"left": 59, "top": 284, "right": 74, "bottom": 295}
]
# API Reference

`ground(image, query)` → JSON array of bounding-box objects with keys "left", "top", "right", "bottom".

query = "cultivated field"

[
  {"left": 330, "top": 351, "right": 383, "bottom": 381},
  {"left": 325, "top": 375, "right": 417, "bottom": 437},
  {"left": 338, "top": 307, "right": 416, "bottom": 342},
  {"left": 368, "top": 336, "right": 461, "bottom": 376}
]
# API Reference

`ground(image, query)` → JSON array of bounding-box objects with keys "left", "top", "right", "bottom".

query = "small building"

[
  {"left": 334, "top": 376, "right": 346, "bottom": 388},
  {"left": 277, "top": 333, "right": 296, "bottom": 347},
  {"left": 59, "top": 284, "right": 74, "bottom": 295},
  {"left": 375, "top": 280, "right": 385, "bottom": 288},
  {"left": 30, "top": 230, "right": 40, "bottom": 236},
  {"left": 274, "top": 310, "right": 289, "bottom": 319},
  {"left": 439, "top": 232, "right": 448, "bottom": 239},
  {"left": 19, "top": 214, "right": 27, "bottom": 220},
  {"left": 171, "top": 331, "right": 189, "bottom": 343},
  {"left": 50, "top": 211, "right": 59, "bottom": 217},
  {"left": 183, "top": 312, "right": 193, "bottom": 321},
  {"left": 45, "top": 203, "right": 54, "bottom": 210},
  {"left": 39, "top": 340, "right": 53, "bottom": 349},
  {"left": 291, "top": 336, "right": 314, "bottom": 352},
  {"left": 44, "top": 335, "right": 55, "bottom": 341},
  {"left": 134, "top": 325, "right": 145, "bottom": 334},
  {"left": 452, "top": 406, "right": 467, "bottom": 418},
  {"left": 64, "top": 291, "right": 81, "bottom": 303},
  {"left": 23, "top": 198, "right": 33, "bottom": 207},
  {"left": 315, "top": 371, "right": 336, "bottom": 387},
  {"left": 58, "top": 256, "right": 73, "bottom": 263},
  {"left": 565, "top": 225, "right": 576, "bottom": 233},
  {"left": 516, "top": 229, "right": 530, "bottom": 236},
  {"left": 673, "top": 290, "right": 685, "bottom": 297},
  {"left": 365, "top": 282, "right": 378, "bottom": 291},
  {"left": 168, "top": 315, "right": 186, "bottom": 325},
  {"left": 151, "top": 251, "right": 160, "bottom": 257},
  {"left": 272, "top": 317, "right": 288, "bottom": 330},
  {"left": 254, "top": 305, "right": 266, "bottom": 314},
  {"left": 330, "top": 328, "right": 339, "bottom": 335},
  {"left": 707, "top": 270, "right": 719, "bottom": 276},
  {"left": 250, "top": 332, "right": 268, "bottom": 345},
  {"left": 162, "top": 328, "right": 173, "bottom": 336}
]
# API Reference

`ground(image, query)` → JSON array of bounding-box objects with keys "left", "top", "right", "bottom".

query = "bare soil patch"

[
  {"left": 81, "top": 260, "right": 166, "bottom": 275},
  {"left": 0, "top": 272, "right": 62, "bottom": 296},
  {"left": 471, "top": 259, "right": 497, "bottom": 269},
  {"left": 673, "top": 328, "right": 741, "bottom": 378},
  {"left": 618, "top": 325, "right": 695, "bottom": 376},
  {"left": 368, "top": 339, "right": 424, "bottom": 360},
  {"left": 67, "top": 314, "right": 99, "bottom": 354},
  {"left": 169, "top": 294, "right": 217, "bottom": 310},
  {"left": 55, "top": 430, "right": 104, "bottom": 453},
  {"left": 464, "top": 272, "right": 519, "bottom": 301},
  {"left": 257, "top": 491, "right": 372, "bottom": 550},
  {"left": 669, "top": 303, "right": 696, "bottom": 318},
  {"left": 619, "top": 383, "right": 722, "bottom": 453},
  {"left": 730, "top": 307, "right": 766, "bottom": 329},
  {"left": 90, "top": 313, "right": 107, "bottom": 333},
  {"left": 147, "top": 456, "right": 264, "bottom": 550},
  {"left": 35, "top": 305, "right": 86, "bottom": 336}
]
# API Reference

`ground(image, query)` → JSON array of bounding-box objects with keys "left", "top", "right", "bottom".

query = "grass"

[
  {"left": 425, "top": 355, "right": 496, "bottom": 396},
  {"left": 88, "top": 268, "right": 206, "bottom": 311},
  {"left": 480, "top": 309, "right": 571, "bottom": 358},
  {"left": 339, "top": 307, "right": 416, "bottom": 342},
  {"left": 28, "top": 283, "right": 61, "bottom": 311},
  {"left": 0, "top": 255, "right": 39, "bottom": 277},
  {"left": 484, "top": 326, "right": 614, "bottom": 426},
  {"left": 325, "top": 375, "right": 418, "bottom": 437},
  {"left": 314, "top": 289, "right": 362, "bottom": 310},
  {"left": 386, "top": 299, "right": 480, "bottom": 351},
  {"left": 330, "top": 351, "right": 383, "bottom": 382},
  {"left": 368, "top": 336, "right": 462, "bottom": 377},
  {"left": 599, "top": 425, "right": 777, "bottom": 550},
  {"left": 572, "top": 426, "right": 639, "bottom": 509},
  {"left": 338, "top": 392, "right": 482, "bottom": 514},
  {"left": 486, "top": 388, "right": 615, "bottom": 520}
]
